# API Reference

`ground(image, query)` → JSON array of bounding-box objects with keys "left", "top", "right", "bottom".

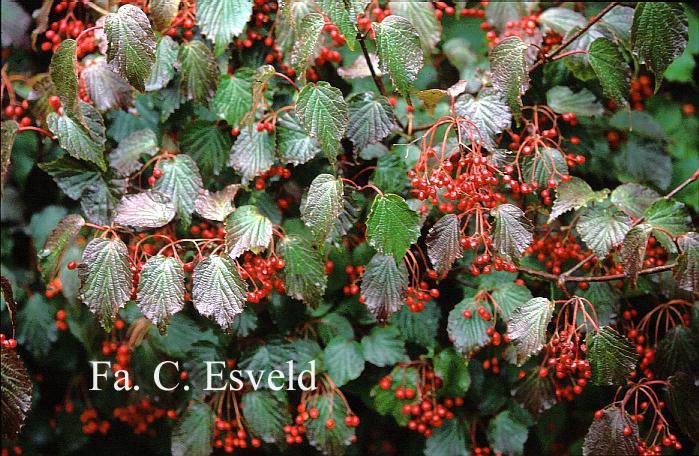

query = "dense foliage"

[{"left": 1, "top": 1, "right": 698, "bottom": 455}]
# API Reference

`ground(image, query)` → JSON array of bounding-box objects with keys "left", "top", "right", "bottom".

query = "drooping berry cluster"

[{"left": 113, "top": 399, "right": 176, "bottom": 436}]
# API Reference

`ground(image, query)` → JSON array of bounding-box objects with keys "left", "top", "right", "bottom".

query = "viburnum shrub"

[{"left": 1, "top": 1, "right": 699, "bottom": 455}]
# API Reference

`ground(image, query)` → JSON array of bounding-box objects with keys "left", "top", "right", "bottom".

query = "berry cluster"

[
  {"left": 213, "top": 416, "right": 262, "bottom": 453},
  {"left": 113, "top": 399, "right": 175, "bottom": 436},
  {"left": 542, "top": 328, "right": 592, "bottom": 402},
  {"left": 79, "top": 407, "right": 110, "bottom": 435},
  {"left": 37, "top": 1, "right": 97, "bottom": 57},
  {"left": 44, "top": 277, "right": 63, "bottom": 298},
  {"left": 164, "top": 0, "right": 195, "bottom": 41},
  {"left": 483, "top": 14, "right": 542, "bottom": 47},
  {"left": 525, "top": 232, "right": 592, "bottom": 276},
  {"left": 341, "top": 264, "right": 364, "bottom": 297},
  {"left": 55, "top": 309, "right": 69, "bottom": 331},
  {"left": 253, "top": 164, "right": 291, "bottom": 190},
  {"left": 0, "top": 333, "right": 17, "bottom": 349},
  {"left": 239, "top": 252, "right": 285, "bottom": 303},
  {"left": 2, "top": 99, "right": 32, "bottom": 127}
]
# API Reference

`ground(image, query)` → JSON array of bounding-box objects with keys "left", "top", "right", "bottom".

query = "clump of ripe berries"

[
  {"left": 164, "top": 0, "right": 196, "bottom": 41},
  {"left": 254, "top": 164, "right": 291, "bottom": 190},
  {"left": 2, "top": 99, "right": 33, "bottom": 127},
  {"left": 38, "top": 1, "right": 97, "bottom": 57},
  {"left": 213, "top": 416, "right": 262, "bottom": 452},
  {"left": 79, "top": 407, "right": 110, "bottom": 435},
  {"left": 0, "top": 333, "right": 17, "bottom": 349},
  {"left": 113, "top": 399, "right": 176, "bottom": 436},
  {"left": 239, "top": 252, "right": 286, "bottom": 303},
  {"left": 55, "top": 309, "right": 69, "bottom": 331},
  {"left": 542, "top": 328, "right": 591, "bottom": 402}
]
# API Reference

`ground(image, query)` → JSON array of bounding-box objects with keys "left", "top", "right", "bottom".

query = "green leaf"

[
  {"left": 108, "top": 128, "right": 158, "bottom": 177},
  {"left": 546, "top": 86, "right": 604, "bottom": 117},
  {"left": 29, "top": 205, "right": 68, "bottom": 250},
  {"left": 361, "top": 253, "right": 408, "bottom": 322},
  {"left": 621, "top": 224, "right": 651, "bottom": 286},
  {"left": 644, "top": 199, "right": 691, "bottom": 238},
  {"left": 225, "top": 205, "right": 273, "bottom": 258},
  {"left": 276, "top": 235, "right": 327, "bottom": 307},
  {"left": 550, "top": 176, "right": 607, "bottom": 222},
  {"left": 366, "top": 193, "right": 420, "bottom": 260},
  {"left": 180, "top": 121, "right": 232, "bottom": 178},
  {"left": 145, "top": 36, "right": 179, "bottom": 91},
  {"left": 171, "top": 402, "right": 215, "bottom": 456},
  {"left": 426, "top": 214, "right": 463, "bottom": 275},
  {"left": 589, "top": 38, "right": 630, "bottom": 106},
  {"left": 433, "top": 347, "right": 471, "bottom": 397},
  {"left": 674, "top": 232, "right": 699, "bottom": 293},
  {"left": 373, "top": 15, "right": 423, "bottom": 97},
  {"left": 47, "top": 102, "right": 107, "bottom": 171},
  {"left": 347, "top": 92, "right": 397, "bottom": 152},
  {"left": 654, "top": 326, "right": 699, "bottom": 378},
  {"left": 360, "top": 325, "right": 407, "bottom": 367},
  {"left": 105, "top": 4, "right": 156, "bottom": 92},
  {"left": 195, "top": 184, "right": 239, "bottom": 222},
  {"left": 491, "top": 203, "right": 533, "bottom": 260},
  {"left": 610, "top": 183, "right": 660, "bottom": 218},
  {"left": 512, "top": 372, "right": 556, "bottom": 417},
  {"left": 242, "top": 390, "right": 291, "bottom": 444},
  {"left": 1, "top": 120, "right": 18, "bottom": 193},
  {"left": 305, "top": 392, "right": 356, "bottom": 455},
  {"left": 521, "top": 147, "right": 568, "bottom": 187},
  {"left": 447, "top": 298, "right": 491, "bottom": 355},
  {"left": 587, "top": 326, "right": 637, "bottom": 386},
  {"left": 228, "top": 127, "right": 275, "bottom": 184},
  {"left": 371, "top": 152, "right": 407, "bottom": 194},
  {"left": 631, "top": 2, "right": 688, "bottom": 91},
  {"left": 17, "top": 294, "right": 57, "bottom": 358},
  {"left": 583, "top": 406, "right": 638, "bottom": 456},
  {"left": 601, "top": 6, "right": 635, "bottom": 42},
  {"left": 0, "top": 348, "right": 32, "bottom": 439},
  {"left": 81, "top": 59, "right": 133, "bottom": 112},
  {"left": 577, "top": 204, "right": 632, "bottom": 258},
  {"left": 389, "top": 1, "right": 441, "bottom": 51},
  {"left": 538, "top": 7, "right": 586, "bottom": 35},
  {"left": 178, "top": 40, "right": 219, "bottom": 104},
  {"left": 49, "top": 39, "right": 79, "bottom": 117},
  {"left": 147, "top": 313, "right": 218, "bottom": 358},
  {"left": 424, "top": 417, "right": 469, "bottom": 456},
  {"left": 192, "top": 254, "right": 248, "bottom": 331},
  {"left": 295, "top": 81, "right": 349, "bottom": 160},
  {"left": 301, "top": 173, "right": 344, "bottom": 242},
  {"left": 454, "top": 89, "right": 512, "bottom": 150},
  {"left": 490, "top": 281, "right": 533, "bottom": 320},
  {"left": 153, "top": 154, "right": 203, "bottom": 225},
  {"left": 37, "top": 213, "right": 85, "bottom": 284},
  {"left": 213, "top": 72, "right": 253, "bottom": 127},
  {"left": 489, "top": 36, "right": 529, "bottom": 118},
  {"left": 617, "top": 138, "right": 672, "bottom": 190},
  {"left": 317, "top": 0, "right": 358, "bottom": 51},
  {"left": 506, "top": 297, "right": 554, "bottom": 366},
  {"left": 666, "top": 372, "right": 699, "bottom": 443},
  {"left": 324, "top": 337, "right": 365, "bottom": 386},
  {"left": 78, "top": 237, "right": 132, "bottom": 330},
  {"left": 150, "top": 0, "right": 180, "bottom": 31},
  {"left": 80, "top": 177, "right": 124, "bottom": 226},
  {"left": 137, "top": 255, "right": 185, "bottom": 333},
  {"left": 276, "top": 113, "right": 322, "bottom": 166},
  {"left": 393, "top": 299, "right": 439, "bottom": 348},
  {"left": 488, "top": 411, "right": 529, "bottom": 456},
  {"left": 196, "top": 0, "right": 252, "bottom": 56},
  {"left": 291, "top": 13, "right": 325, "bottom": 76},
  {"left": 318, "top": 312, "right": 354, "bottom": 345}
]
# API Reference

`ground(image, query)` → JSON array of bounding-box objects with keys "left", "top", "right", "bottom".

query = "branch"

[
  {"left": 664, "top": 167, "right": 699, "bottom": 201},
  {"left": 528, "top": 2, "right": 620, "bottom": 73},
  {"left": 517, "top": 263, "right": 675, "bottom": 284}
]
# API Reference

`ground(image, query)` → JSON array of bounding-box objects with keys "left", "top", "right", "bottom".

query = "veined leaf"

[
  {"left": 589, "top": 38, "right": 630, "bottom": 106},
  {"left": 487, "top": 411, "right": 529, "bottom": 456},
  {"left": 276, "top": 235, "right": 327, "bottom": 307},
  {"left": 583, "top": 406, "right": 638, "bottom": 456},
  {"left": 674, "top": 232, "right": 699, "bottom": 293},
  {"left": 433, "top": 347, "right": 470, "bottom": 397},
  {"left": 617, "top": 138, "right": 672, "bottom": 190},
  {"left": 489, "top": 36, "right": 529, "bottom": 118},
  {"left": 228, "top": 127, "right": 275, "bottom": 184},
  {"left": 587, "top": 326, "right": 637, "bottom": 386},
  {"left": 195, "top": 184, "right": 239, "bottom": 222},
  {"left": 137, "top": 255, "right": 185, "bottom": 333},
  {"left": 621, "top": 224, "right": 651, "bottom": 286},
  {"left": 291, "top": 13, "right": 325, "bottom": 77},
  {"left": 180, "top": 121, "right": 232, "bottom": 178},
  {"left": 196, "top": 0, "right": 253, "bottom": 56},
  {"left": 317, "top": 0, "right": 358, "bottom": 51},
  {"left": 506, "top": 297, "right": 554, "bottom": 366},
  {"left": 360, "top": 325, "right": 407, "bottom": 367},
  {"left": 577, "top": 204, "right": 632, "bottom": 258},
  {"left": 105, "top": 4, "right": 156, "bottom": 92},
  {"left": 347, "top": 92, "right": 397, "bottom": 152},
  {"left": 491, "top": 204, "right": 533, "bottom": 261},
  {"left": 324, "top": 337, "right": 365, "bottom": 386},
  {"left": 389, "top": 1, "right": 441, "bottom": 51},
  {"left": 454, "top": 89, "right": 512, "bottom": 150},
  {"left": 78, "top": 237, "right": 132, "bottom": 330},
  {"left": 610, "top": 183, "right": 660, "bottom": 218},
  {"left": 225, "top": 205, "right": 273, "bottom": 258},
  {"left": 37, "top": 214, "right": 85, "bottom": 284},
  {"left": 426, "top": 214, "right": 463, "bottom": 275},
  {"left": 394, "top": 299, "right": 439, "bottom": 348},
  {"left": 366, "top": 193, "right": 420, "bottom": 260},
  {"left": 361, "top": 254, "right": 408, "bottom": 323},
  {"left": 171, "top": 402, "right": 215, "bottom": 456},
  {"left": 213, "top": 72, "right": 253, "bottom": 127},
  {"left": 295, "top": 81, "right": 349, "bottom": 160},
  {"left": 538, "top": 7, "right": 586, "bottom": 35},
  {"left": 305, "top": 392, "right": 356, "bottom": 455},
  {"left": 1, "top": 120, "right": 18, "bottom": 193},
  {"left": 153, "top": 155, "right": 203, "bottom": 225},
  {"left": 178, "top": 40, "right": 218, "bottom": 104},
  {"left": 644, "top": 199, "right": 691, "bottom": 238},
  {"left": 38, "top": 155, "right": 105, "bottom": 200},
  {"left": 113, "top": 191, "right": 176, "bottom": 229},
  {"left": 373, "top": 15, "right": 423, "bottom": 97},
  {"left": 549, "top": 176, "right": 606, "bottom": 222},
  {"left": 276, "top": 113, "right": 322, "bottom": 166},
  {"left": 301, "top": 173, "right": 344, "bottom": 242},
  {"left": 0, "top": 348, "right": 32, "bottom": 439},
  {"left": 242, "top": 390, "right": 291, "bottom": 444},
  {"left": 145, "top": 36, "right": 179, "bottom": 91},
  {"left": 522, "top": 147, "right": 568, "bottom": 187},
  {"left": 108, "top": 128, "right": 158, "bottom": 177},
  {"left": 447, "top": 298, "right": 491, "bottom": 355},
  {"left": 80, "top": 178, "right": 124, "bottom": 226},
  {"left": 192, "top": 255, "right": 247, "bottom": 330},
  {"left": 546, "top": 86, "right": 604, "bottom": 117},
  {"left": 49, "top": 39, "right": 80, "bottom": 117},
  {"left": 490, "top": 281, "right": 533, "bottom": 320},
  {"left": 81, "top": 59, "right": 133, "bottom": 112},
  {"left": 47, "top": 102, "right": 107, "bottom": 171},
  {"left": 425, "top": 416, "right": 469, "bottom": 456},
  {"left": 654, "top": 326, "right": 699, "bottom": 378},
  {"left": 17, "top": 294, "right": 57, "bottom": 358},
  {"left": 150, "top": 0, "right": 180, "bottom": 31}
]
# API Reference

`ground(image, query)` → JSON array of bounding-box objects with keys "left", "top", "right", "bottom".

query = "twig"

[{"left": 663, "top": 168, "right": 698, "bottom": 201}]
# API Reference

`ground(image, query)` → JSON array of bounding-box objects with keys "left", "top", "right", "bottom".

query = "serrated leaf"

[
  {"left": 491, "top": 282, "right": 533, "bottom": 320},
  {"left": 488, "top": 411, "right": 529, "bottom": 456},
  {"left": 563, "top": 24, "right": 612, "bottom": 81},
  {"left": 360, "top": 325, "right": 407, "bottom": 367},
  {"left": 373, "top": 15, "right": 423, "bottom": 97},
  {"left": 631, "top": 2, "right": 688, "bottom": 91},
  {"left": 538, "top": 7, "right": 586, "bottom": 35},
  {"left": 242, "top": 390, "right": 291, "bottom": 444},
  {"left": 113, "top": 191, "right": 175, "bottom": 229},
  {"left": 610, "top": 183, "right": 660, "bottom": 218},
  {"left": 1, "top": 120, "right": 18, "bottom": 193},
  {"left": 522, "top": 147, "right": 568, "bottom": 187},
  {"left": 305, "top": 392, "right": 355, "bottom": 455},
  {"left": 546, "top": 86, "right": 604, "bottom": 117},
  {"left": 447, "top": 298, "right": 491, "bottom": 355},
  {"left": 1, "top": 348, "right": 32, "bottom": 439},
  {"left": 577, "top": 204, "right": 632, "bottom": 258},
  {"left": 228, "top": 127, "right": 275, "bottom": 184},
  {"left": 512, "top": 372, "right": 556, "bottom": 417},
  {"left": 81, "top": 177, "right": 125, "bottom": 226},
  {"left": 37, "top": 213, "right": 85, "bottom": 283},
  {"left": 489, "top": 36, "right": 529, "bottom": 118},
  {"left": 347, "top": 92, "right": 397, "bottom": 152},
  {"left": 366, "top": 193, "right": 420, "bottom": 260},
  {"left": 78, "top": 237, "right": 132, "bottom": 330},
  {"left": 583, "top": 406, "right": 638, "bottom": 456},
  {"left": 549, "top": 176, "right": 604, "bottom": 222},
  {"left": 105, "top": 4, "right": 156, "bottom": 92},
  {"left": 454, "top": 89, "right": 512, "bottom": 150},
  {"left": 318, "top": 312, "right": 354, "bottom": 345},
  {"left": 17, "top": 294, "right": 57, "bottom": 358},
  {"left": 192, "top": 254, "right": 247, "bottom": 330},
  {"left": 178, "top": 40, "right": 218, "bottom": 104},
  {"left": 137, "top": 255, "right": 185, "bottom": 333},
  {"left": 291, "top": 13, "right": 325, "bottom": 76},
  {"left": 276, "top": 235, "right": 326, "bottom": 307},
  {"left": 276, "top": 113, "right": 322, "bottom": 165},
  {"left": 317, "top": 0, "right": 358, "bottom": 51},
  {"left": 492, "top": 204, "right": 533, "bottom": 260},
  {"left": 150, "top": 0, "right": 180, "bottom": 31},
  {"left": 666, "top": 372, "right": 699, "bottom": 443},
  {"left": 622, "top": 224, "right": 651, "bottom": 286},
  {"left": 225, "top": 205, "right": 273, "bottom": 258},
  {"left": 618, "top": 138, "right": 672, "bottom": 190},
  {"left": 81, "top": 59, "right": 133, "bottom": 111},
  {"left": 674, "top": 232, "right": 699, "bottom": 293},
  {"left": 433, "top": 347, "right": 470, "bottom": 397},
  {"left": 587, "top": 326, "right": 637, "bottom": 385},
  {"left": 393, "top": 299, "right": 439, "bottom": 348},
  {"left": 370, "top": 152, "right": 407, "bottom": 194},
  {"left": 506, "top": 297, "right": 554, "bottom": 366},
  {"left": 389, "top": 1, "right": 441, "bottom": 51},
  {"left": 196, "top": 0, "right": 252, "bottom": 56},
  {"left": 171, "top": 402, "right": 214, "bottom": 456},
  {"left": 295, "top": 81, "right": 348, "bottom": 160},
  {"left": 213, "top": 72, "right": 253, "bottom": 127},
  {"left": 589, "top": 38, "right": 630, "bottom": 106},
  {"left": 108, "top": 128, "right": 158, "bottom": 177},
  {"left": 426, "top": 214, "right": 463, "bottom": 275},
  {"left": 654, "top": 326, "right": 699, "bottom": 378},
  {"left": 301, "top": 173, "right": 344, "bottom": 242},
  {"left": 153, "top": 154, "right": 203, "bottom": 225},
  {"left": 324, "top": 337, "right": 365, "bottom": 386},
  {"left": 644, "top": 199, "right": 691, "bottom": 237},
  {"left": 47, "top": 102, "right": 107, "bottom": 171},
  {"left": 195, "top": 184, "right": 239, "bottom": 222},
  {"left": 49, "top": 39, "right": 79, "bottom": 117},
  {"left": 180, "top": 121, "right": 232, "bottom": 178},
  {"left": 145, "top": 36, "right": 179, "bottom": 91},
  {"left": 361, "top": 254, "right": 408, "bottom": 323},
  {"left": 424, "top": 416, "right": 469, "bottom": 456}
]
